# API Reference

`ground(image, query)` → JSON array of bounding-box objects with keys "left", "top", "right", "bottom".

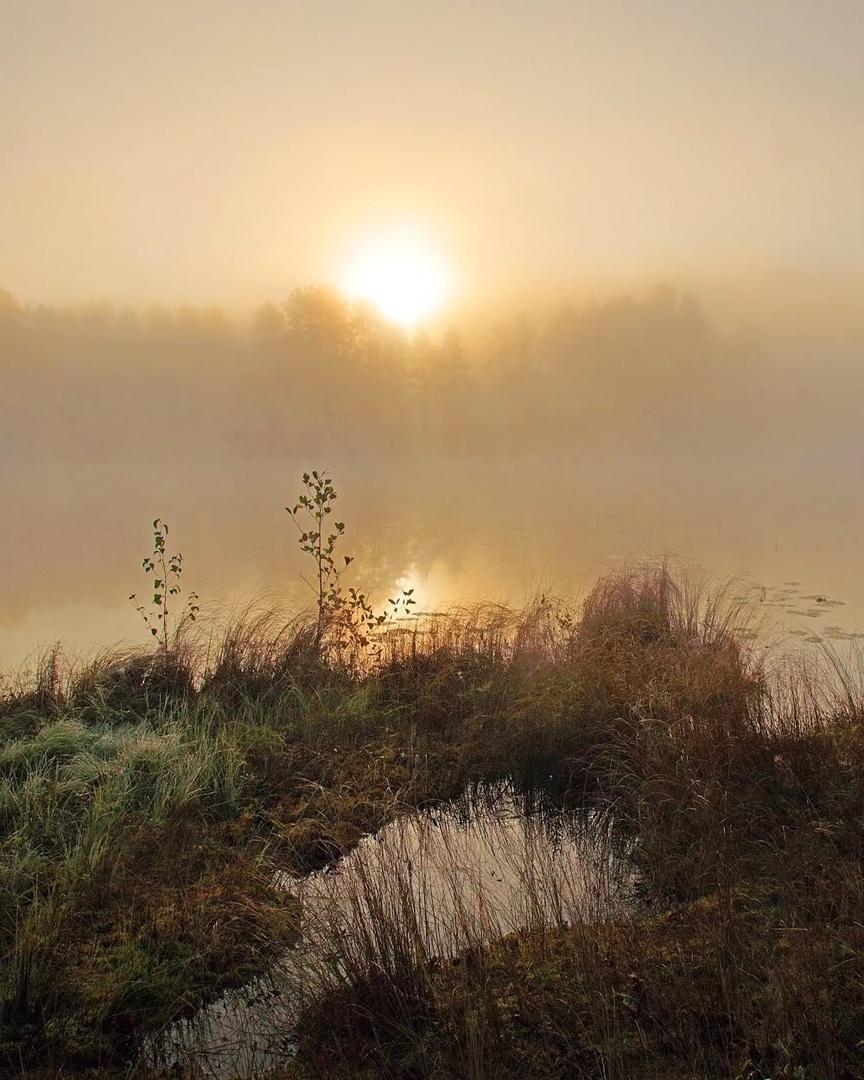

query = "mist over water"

[{"left": 2, "top": 278, "right": 863, "bottom": 673}]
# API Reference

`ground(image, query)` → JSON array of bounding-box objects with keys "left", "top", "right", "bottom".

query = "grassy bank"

[{"left": 2, "top": 563, "right": 863, "bottom": 1078}]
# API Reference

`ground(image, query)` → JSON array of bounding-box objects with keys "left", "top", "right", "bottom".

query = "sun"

[{"left": 339, "top": 228, "right": 454, "bottom": 328}]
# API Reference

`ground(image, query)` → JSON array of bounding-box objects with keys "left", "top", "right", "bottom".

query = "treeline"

[{"left": 0, "top": 283, "right": 838, "bottom": 462}]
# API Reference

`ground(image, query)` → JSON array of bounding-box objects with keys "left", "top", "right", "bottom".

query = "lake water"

[{"left": 3, "top": 448, "right": 863, "bottom": 677}]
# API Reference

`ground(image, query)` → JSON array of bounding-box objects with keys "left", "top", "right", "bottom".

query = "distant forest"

[{"left": 1, "top": 285, "right": 858, "bottom": 462}]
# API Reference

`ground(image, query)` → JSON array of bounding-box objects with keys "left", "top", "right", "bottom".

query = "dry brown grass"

[{"left": 4, "top": 561, "right": 864, "bottom": 1078}]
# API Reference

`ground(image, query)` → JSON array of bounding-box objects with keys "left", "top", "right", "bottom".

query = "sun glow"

[{"left": 339, "top": 229, "right": 454, "bottom": 328}]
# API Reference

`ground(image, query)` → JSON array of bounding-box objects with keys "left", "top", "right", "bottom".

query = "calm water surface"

[
  {"left": 156, "top": 790, "right": 627, "bottom": 1077},
  {"left": 3, "top": 450, "right": 863, "bottom": 674}
]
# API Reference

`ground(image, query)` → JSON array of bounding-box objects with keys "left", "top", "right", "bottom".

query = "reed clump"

[{"left": 282, "top": 566, "right": 864, "bottom": 1080}]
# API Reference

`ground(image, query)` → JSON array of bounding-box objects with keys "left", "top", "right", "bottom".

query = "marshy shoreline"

[{"left": 2, "top": 562, "right": 863, "bottom": 1079}]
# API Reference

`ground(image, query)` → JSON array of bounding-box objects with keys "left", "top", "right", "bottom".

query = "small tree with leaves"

[
  {"left": 286, "top": 471, "right": 415, "bottom": 657},
  {"left": 129, "top": 519, "right": 199, "bottom": 651}
]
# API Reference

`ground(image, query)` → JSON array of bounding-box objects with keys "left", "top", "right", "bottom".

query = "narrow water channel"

[{"left": 154, "top": 788, "right": 629, "bottom": 1077}]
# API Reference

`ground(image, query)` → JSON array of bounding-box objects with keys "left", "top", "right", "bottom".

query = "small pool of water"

[{"left": 154, "top": 788, "right": 629, "bottom": 1077}]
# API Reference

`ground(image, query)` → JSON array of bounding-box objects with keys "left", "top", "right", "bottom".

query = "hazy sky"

[{"left": 2, "top": 0, "right": 863, "bottom": 309}]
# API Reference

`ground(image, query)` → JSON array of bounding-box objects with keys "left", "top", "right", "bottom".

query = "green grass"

[{"left": 1, "top": 562, "right": 863, "bottom": 1078}]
